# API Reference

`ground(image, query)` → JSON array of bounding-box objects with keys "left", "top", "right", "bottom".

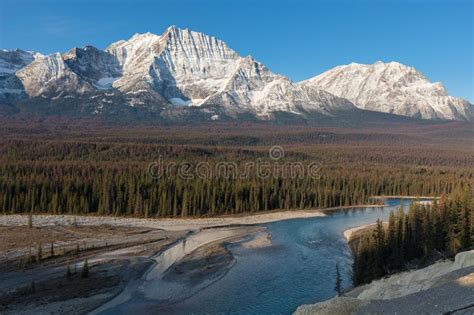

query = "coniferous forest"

[
  {"left": 352, "top": 190, "right": 473, "bottom": 286},
  {"left": 0, "top": 119, "right": 473, "bottom": 218}
]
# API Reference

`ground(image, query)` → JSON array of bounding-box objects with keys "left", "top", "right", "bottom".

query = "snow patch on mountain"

[
  {"left": 102, "top": 26, "right": 353, "bottom": 117},
  {"left": 170, "top": 97, "right": 192, "bottom": 106},
  {"left": 300, "top": 61, "right": 472, "bottom": 120},
  {"left": 94, "top": 77, "right": 121, "bottom": 90},
  {"left": 0, "top": 50, "right": 44, "bottom": 100},
  {"left": 0, "top": 49, "right": 42, "bottom": 74},
  {"left": 63, "top": 46, "right": 122, "bottom": 86},
  {"left": 2, "top": 26, "right": 469, "bottom": 121},
  {"left": 16, "top": 52, "right": 93, "bottom": 97}
]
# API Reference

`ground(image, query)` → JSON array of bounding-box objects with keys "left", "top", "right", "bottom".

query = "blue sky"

[{"left": 1, "top": 0, "right": 472, "bottom": 101}]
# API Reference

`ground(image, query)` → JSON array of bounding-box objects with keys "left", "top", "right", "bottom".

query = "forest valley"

[{"left": 0, "top": 118, "right": 472, "bottom": 218}]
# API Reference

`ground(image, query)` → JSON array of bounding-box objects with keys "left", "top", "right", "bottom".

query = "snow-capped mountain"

[
  {"left": 16, "top": 52, "right": 95, "bottom": 97},
  {"left": 0, "top": 49, "right": 42, "bottom": 99},
  {"left": 63, "top": 45, "right": 122, "bottom": 88},
  {"left": 0, "top": 49, "right": 42, "bottom": 74},
  {"left": 0, "top": 27, "right": 471, "bottom": 121},
  {"left": 103, "top": 26, "right": 353, "bottom": 117},
  {"left": 300, "top": 61, "right": 472, "bottom": 120},
  {"left": 0, "top": 26, "right": 354, "bottom": 120}
]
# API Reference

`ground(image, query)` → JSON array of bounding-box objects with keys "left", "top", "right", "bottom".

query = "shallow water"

[{"left": 100, "top": 199, "right": 425, "bottom": 314}]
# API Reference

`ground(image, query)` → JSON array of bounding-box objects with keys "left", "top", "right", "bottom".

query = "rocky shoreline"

[
  {"left": 0, "top": 213, "right": 278, "bottom": 314},
  {"left": 294, "top": 225, "right": 474, "bottom": 315},
  {"left": 0, "top": 209, "right": 325, "bottom": 231}
]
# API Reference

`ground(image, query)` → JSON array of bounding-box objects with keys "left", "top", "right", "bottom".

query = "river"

[{"left": 98, "top": 198, "right": 428, "bottom": 314}]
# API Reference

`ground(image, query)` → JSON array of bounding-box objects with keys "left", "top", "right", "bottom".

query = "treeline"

[
  {"left": 0, "top": 159, "right": 470, "bottom": 217},
  {"left": 1, "top": 123, "right": 473, "bottom": 217},
  {"left": 2, "top": 139, "right": 474, "bottom": 168},
  {"left": 352, "top": 189, "right": 473, "bottom": 286}
]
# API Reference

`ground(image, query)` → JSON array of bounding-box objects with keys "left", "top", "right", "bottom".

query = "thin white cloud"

[{"left": 40, "top": 17, "right": 74, "bottom": 36}]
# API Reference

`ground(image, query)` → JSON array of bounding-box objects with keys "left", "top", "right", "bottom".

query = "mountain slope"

[
  {"left": 0, "top": 49, "right": 42, "bottom": 101},
  {"left": 0, "top": 49, "right": 42, "bottom": 75},
  {"left": 63, "top": 45, "right": 122, "bottom": 89},
  {"left": 16, "top": 52, "right": 94, "bottom": 97},
  {"left": 103, "top": 26, "right": 354, "bottom": 118},
  {"left": 300, "top": 61, "right": 473, "bottom": 120},
  {"left": 105, "top": 27, "right": 241, "bottom": 106},
  {"left": 1, "top": 28, "right": 470, "bottom": 122},
  {"left": 1, "top": 26, "right": 355, "bottom": 120},
  {"left": 201, "top": 55, "right": 354, "bottom": 117}
]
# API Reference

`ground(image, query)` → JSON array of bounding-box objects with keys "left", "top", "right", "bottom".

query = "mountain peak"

[
  {"left": 2, "top": 26, "right": 471, "bottom": 121},
  {"left": 372, "top": 60, "right": 402, "bottom": 66},
  {"left": 99, "top": 25, "right": 351, "bottom": 118},
  {"left": 347, "top": 61, "right": 405, "bottom": 68},
  {"left": 301, "top": 61, "right": 472, "bottom": 120},
  {"left": 166, "top": 25, "right": 180, "bottom": 32},
  {"left": 0, "top": 49, "right": 41, "bottom": 77},
  {"left": 128, "top": 31, "right": 161, "bottom": 42},
  {"left": 163, "top": 25, "right": 188, "bottom": 38},
  {"left": 113, "top": 26, "right": 189, "bottom": 42}
]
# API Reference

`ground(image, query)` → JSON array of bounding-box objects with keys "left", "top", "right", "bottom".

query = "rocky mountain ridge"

[
  {"left": 300, "top": 61, "right": 472, "bottom": 120},
  {"left": 0, "top": 26, "right": 471, "bottom": 121}
]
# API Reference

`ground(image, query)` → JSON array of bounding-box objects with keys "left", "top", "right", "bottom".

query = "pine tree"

[
  {"left": 460, "top": 188, "right": 472, "bottom": 249},
  {"left": 386, "top": 211, "right": 398, "bottom": 268},
  {"left": 353, "top": 194, "right": 472, "bottom": 285},
  {"left": 372, "top": 219, "right": 386, "bottom": 276},
  {"left": 396, "top": 206, "right": 405, "bottom": 265}
]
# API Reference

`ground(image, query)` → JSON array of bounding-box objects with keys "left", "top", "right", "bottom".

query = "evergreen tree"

[
  {"left": 372, "top": 219, "right": 386, "bottom": 277},
  {"left": 352, "top": 193, "right": 472, "bottom": 286},
  {"left": 386, "top": 211, "right": 398, "bottom": 268}
]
